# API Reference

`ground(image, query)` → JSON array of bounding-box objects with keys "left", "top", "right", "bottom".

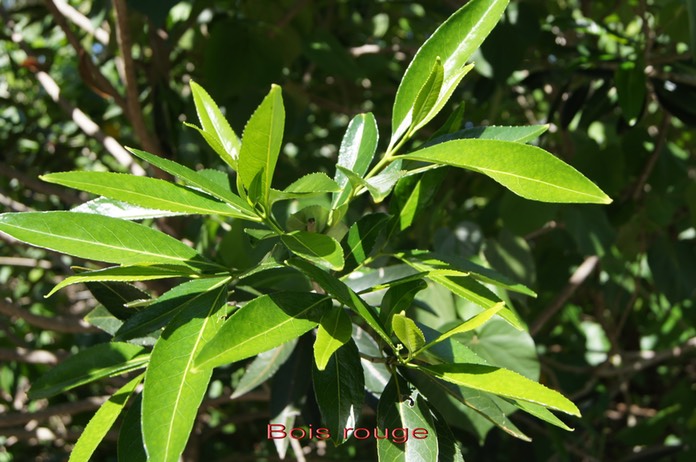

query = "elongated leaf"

[
  {"left": 420, "top": 303, "right": 504, "bottom": 353},
  {"left": 115, "top": 277, "right": 230, "bottom": 341},
  {"left": 0, "top": 212, "right": 217, "bottom": 271},
  {"left": 118, "top": 394, "right": 147, "bottom": 462},
  {"left": 343, "top": 213, "right": 389, "bottom": 272},
  {"left": 401, "top": 139, "right": 612, "bottom": 204},
  {"left": 418, "top": 364, "right": 580, "bottom": 416},
  {"left": 73, "top": 197, "right": 186, "bottom": 220},
  {"left": 48, "top": 265, "right": 194, "bottom": 297},
  {"left": 128, "top": 148, "right": 255, "bottom": 217},
  {"left": 42, "top": 172, "right": 245, "bottom": 217},
  {"left": 615, "top": 61, "right": 645, "bottom": 124},
  {"left": 271, "top": 173, "right": 340, "bottom": 202},
  {"left": 29, "top": 343, "right": 148, "bottom": 399},
  {"left": 69, "top": 374, "right": 143, "bottom": 462},
  {"left": 231, "top": 339, "right": 297, "bottom": 399},
  {"left": 281, "top": 231, "right": 344, "bottom": 271},
  {"left": 288, "top": 258, "right": 392, "bottom": 347},
  {"left": 84, "top": 279, "right": 150, "bottom": 321},
  {"left": 427, "top": 124, "right": 549, "bottom": 147},
  {"left": 411, "top": 57, "right": 444, "bottom": 132},
  {"left": 314, "top": 306, "right": 352, "bottom": 371},
  {"left": 332, "top": 113, "right": 379, "bottom": 210},
  {"left": 392, "top": 313, "right": 426, "bottom": 356},
  {"left": 142, "top": 277, "right": 229, "bottom": 462},
  {"left": 239, "top": 84, "right": 284, "bottom": 206},
  {"left": 337, "top": 162, "right": 405, "bottom": 203},
  {"left": 389, "top": 169, "right": 445, "bottom": 235},
  {"left": 377, "top": 374, "right": 438, "bottom": 462},
  {"left": 430, "top": 407, "right": 465, "bottom": 462},
  {"left": 190, "top": 80, "right": 241, "bottom": 169},
  {"left": 391, "top": 0, "right": 509, "bottom": 146},
  {"left": 508, "top": 398, "right": 573, "bottom": 431},
  {"left": 313, "top": 339, "right": 365, "bottom": 444},
  {"left": 195, "top": 292, "right": 329, "bottom": 369}
]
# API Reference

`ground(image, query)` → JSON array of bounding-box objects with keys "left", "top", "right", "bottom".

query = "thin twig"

[
  {"left": 0, "top": 347, "right": 63, "bottom": 365},
  {"left": 113, "top": 0, "right": 161, "bottom": 155},
  {"left": 630, "top": 113, "right": 671, "bottom": 201},
  {"left": 0, "top": 299, "right": 98, "bottom": 334},
  {"left": 596, "top": 337, "right": 696, "bottom": 378},
  {"left": 51, "top": 0, "right": 110, "bottom": 45},
  {"left": 0, "top": 396, "right": 109, "bottom": 428},
  {"left": 530, "top": 255, "right": 599, "bottom": 335}
]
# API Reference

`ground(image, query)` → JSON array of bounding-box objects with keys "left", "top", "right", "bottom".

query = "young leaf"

[
  {"left": 118, "top": 394, "right": 147, "bottom": 462},
  {"left": 195, "top": 292, "right": 329, "bottom": 370},
  {"left": 410, "top": 57, "right": 445, "bottom": 132},
  {"left": 271, "top": 172, "right": 340, "bottom": 202},
  {"left": 426, "top": 124, "right": 549, "bottom": 146},
  {"left": 288, "top": 258, "right": 393, "bottom": 347},
  {"left": 377, "top": 374, "right": 439, "bottom": 462},
  {"left": 239, "top": 84, "right": 284, "bottom": 207},
  {"left": 392, "top": 313, "right": 426, "bottom": 356},
  {"left": 508, "top": 399, "right": 574, "bottom": 431},
  {"left": 391, "top": 0, "right": 509, "bottom": 146},
  {"left": 47, "top": 265, "right": 194, "bottom": 297},
  {"left": 342, "top": 213, "right": 389, "bottom": 272},
  {"left": 380, "top": 279, "right": 428, "bottom": 333},
  {"left": 189, "top": 80, "right": 241, "bottom": 169},
  {"left": 281, "top": 231, "right": 345, "bottom": 271},
  {"left": 332, "top": 113, "right": 379, "bottom": 210},
  {"left": 231, "top": 339, "right": 298, "bottom": 399},
  {"left": 127, "top": 148, "right": 255, "bottom": 217},
  {"left": 73, "top": 197, "right": 186, "bottom": 220},
  {"left": 336, "top": 162, "right": 405, "bottom": 203},
  {"left": 313, "top": 339, "right": 365, "bottom": 444},
  {"left": 418, "top": 303, "right": 504, "bottom": 353},
  {"left": 29, "top": 343, "right": 148, "bottom": 399},
  {"left": 314, "top": 306, "right": 352, "bottom": 371},
  {"left": 42, "top": 172, "right": 246, "bottom": 217},
  {"left": 69, "top": 374, "right": 143, "bottom": 462},
  {"left": 142, "top": 277, "right": 229, "bottom": 462},
  {"left": 0, "top": 212, "right": 218, "bottom": 271},
  {"left": 400, "top": 139, "right": 612, "bottom": 204},
  {"left": 115, "top": 277, "right": 231, "bottom": 341},
  {"left": 417, "top": 363, "right": 581, "bottom": 416}
]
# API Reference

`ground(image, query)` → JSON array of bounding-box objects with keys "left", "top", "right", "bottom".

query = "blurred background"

[{"left": 1, "top": 0, "right": 695, "bottom": 460}]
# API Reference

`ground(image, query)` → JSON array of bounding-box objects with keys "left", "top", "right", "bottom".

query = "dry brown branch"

[
  {"left": 0, "top": 298, "right": 98, "bottom": 334},
  {"left": 0, "top": 396, "right": 109, "bottom": 428}
]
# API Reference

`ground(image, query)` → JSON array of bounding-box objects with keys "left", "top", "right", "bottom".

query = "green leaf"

[
  {"left": 118, "top": 393, "right": 146, "bottom": 462},
  {"left": 142, "top": 277, "right": 229, "bottom": 462},
  {"left": 689, "top": 0, "right": 696, "bottom": 64},
  {"left": 313, "top": 339, "right": 365, "bottom": 444},
  {"left": 332, "top": 113, "right": 379, "bottom": 210},
  {"left": 239, "top": 84, "right": 284, "bottom": 207},
  {"left": 127, "top": 148, "right": 255, "bottom": 218},
  {"left": 380, "top": 279, "right": 428, "bottom": 332},
  {"left": 0, "top": 212, "right": 218, "bottom": 271},
  {"left": 376, "top": 374, "right": 438, "bottom": 462},
  {"left": 42, "top": 172, "right": 246, "bottom": 217},
  {"left": 314, "top": 306, "right": 352, "bottom": 371},
  {"left": 337, "top": 161, "right": 405, "bottom": 203},
  {"left": 411, "top": 57, "right": 445, "bottom": 132},
  {"left": 417, "top": 363, "right": 581, "bottom": 416},
  {"left": 615, "top": 61, "right": 646, "bottom": 124},
  {"left": 231, "top": 339, "right": 297, "bottom": 399},
  {"left": 195, "top": 292, "right": 329, "bottom": 370},
  {"left": 281, "top": 231, "right": 344, "bottom": 271},
  {"left": 83, "top": 279, "right": 150, "bottom": 321},
  {"left": 353, "top": 324, "right": 391, "bottom": 397},
  {"left": 343, "top": 213, "right": 389, "bottom": 272},
  {"left": 47, "top": 265, "right": 194, "bottom": 297},
  {"left": 427, "top": 124, "right": 549, "bottom": 145},
  {"left": 72, "top": 197, "right": 186, "bottom": 220},
  {"left": 115, "top": 277, "right": 231, "bottom": 341},
  {"left": 392, "top": 313, "right": 426, "bottom": 356},
  {"left": 419, "top": 303, "right": 504, "bottom": 353},
  {"left": 288, "top": 258, "right": 393, "bottom": 347},
  {"left": 401, "top": 139, "right": 612, "bottom": 204},
  {"left": 430, "top": 407, "right": 465, "bottom": 462},
  {"left": 29, "top": 343, "right": 148, "bottom": 399},
  {"left": 190, "top": 80, "right": 241, "bottom": 169},
  {"left": 389, "top": 169, "right": 446, "bottom": 234},
  {"left": 391, "top": 0, "right": 509, "bottom": 146},
  {"left": 69, "top": 374, "right": 143, "bottom": 462},
  {"left": 508, "top": 399, "right": 574, "bottom": 431},
  {"left": 271, "top": 173, "right": 340, "bottom": 202}
]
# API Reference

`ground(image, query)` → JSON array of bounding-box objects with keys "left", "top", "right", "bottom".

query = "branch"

[
  {"left": 51, "top": 0, "right": 110, "bottom": 45},
  {"left": 0, "top": 299, "right": 99, "bottom": 334},
  {"left": 44, "top": 0, "right": 125, "bottom": 107},
  {"left": 0, "top": 162, "right": 80, "bottom": 204},
  {"left": 0, "top": 347, "right": 63, "bottom": 365},
  {"left": 112, "top": 0, "right": 162, "bottom": 154},
  {"left": 530, "top": 255, "right": 599, "bottom": 335},
  {"left": 0, "top": 396, "right": 108, "bottom": 428},
  {"left": 629, "top": 113, "right": 671, "bottom": 201},
  {"left": 596, "top": 337, "right": 696, "bottom": 378}
]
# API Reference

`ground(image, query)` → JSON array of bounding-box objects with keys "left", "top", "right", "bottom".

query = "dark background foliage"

[{"left": 1, "top": 0, "right": 695, "bottom": 460}]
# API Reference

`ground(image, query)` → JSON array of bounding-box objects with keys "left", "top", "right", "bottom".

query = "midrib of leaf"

[
  {"left": 198, "top": 297, "right": 327, "bottom": 368},
  {"left": 471, "top": 165, "right": 608, "bottom": 202},
  {"left": 288, "top": 234, "right": 329, "bottom": 260},
  {"left": 344, "top": 219, "right": 385, "bottom": 262},
  {"left": 161, "top": 284, "right": 227, "bottom": 460}
]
